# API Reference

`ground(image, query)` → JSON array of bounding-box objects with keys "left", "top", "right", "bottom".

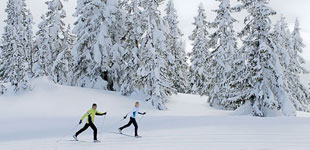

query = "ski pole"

[
  {"left": 138, "top": 115, "right": 145, "bottom": 123},
  {"left": 100, "top": 115, "right": 106, "bottom": 140},
  {"left": 56, "top": 123, "right": 80, "bottom": 143}
]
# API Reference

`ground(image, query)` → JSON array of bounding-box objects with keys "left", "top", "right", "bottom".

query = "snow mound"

[
  {"left": 31, "top": 76, "right": 59, "bottom": 91},
  {"left": 233, "top": 101, "right": 283, "bottom": 117}
]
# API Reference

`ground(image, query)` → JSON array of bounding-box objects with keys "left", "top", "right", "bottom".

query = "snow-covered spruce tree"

[
  {"left": 207, "top": 0, "right": 238, "bottom": 108},
  {"left": 134, "top": 0, "right": 175, "bottom": 110},
  {"left": 272, "top": 17, "right": 290, "bottom": 75},
  {"left": 189, "top": 3, "right": 212, "bottom": 96},
  {"left": 72, "top": 0, "right": 113, "bottom": 89},
  {"left": 51, "top": 25, "right": 75, "bottom": 85},
  {"left": 272, "top": 17, "right": 310, "bottom": 112},
  {"left": 35, "top": 0, "right": 67, "bottom": 79},
  {"left": 33, "top": 15, "right": 49, "bottom": 77},
  {"left": 119, "top": 0, "right": 144, "bottom": 95},
  {"left": 226, "top": 0, "right": 295, "bottom": 116},
  {"left": 23, "top": 9, "right": 35, "bottom": 78},
  {"left": 106, "top": 0, "right": 126, "bottom": 91},
  {"left": 271, "top": 17, "right": 297, "bottom": 111},
  {"left": 0, "top": 0, "right": 33, "bottom": 93},
  {"left": 164, "top": 0, "right": 189, "bottom": 93},
  {"left": 287, "top": 19, "right": 310, "bottom": 111},
  {"left": 221, "top": 48, "right": 248, "bottom": 110}
]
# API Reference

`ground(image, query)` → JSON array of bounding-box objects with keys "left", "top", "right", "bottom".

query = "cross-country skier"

[
  {"left": 119, "top": 102, "right": 146, "bottom": 138},
  {"left": 73, "top": 103, "right": 107, "bottom": 142}
]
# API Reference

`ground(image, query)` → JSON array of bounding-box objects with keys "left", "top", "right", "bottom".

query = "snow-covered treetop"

[
  {"left": 210, "top": 0, "right": 237, "bottom": 52},
  {"left": 189, "top": 3, "right": 209, "bottom": 41},
  {"left": 164, "top": 0, "right": 183, "bottom": 38},
  {"left": 291, "top": 18, "right": 308, "bottom": 73},
  {"left": 212, "top": 0, "right": 236, "bottom": 27},
  {"left": 291, "top": 19, "right": 305, "bottom": 53},
  {"left": 237, "top": 0, "right": 276, "bottom": 39}
]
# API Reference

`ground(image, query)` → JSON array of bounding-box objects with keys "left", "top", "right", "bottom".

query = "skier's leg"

[
  {"left": 75, "top": 123, "right": 90, "bottom": 136},
  {"left": 89, "top": 122, "right": 98, "bottom": 140},
  {"left": 132, "top": 118, "right": 138, "bottom": 136},
  {"left": 120, "top": 118, "right": 133, "bottom": 130}
]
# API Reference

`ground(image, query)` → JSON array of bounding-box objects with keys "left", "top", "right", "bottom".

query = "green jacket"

[{"left": 81, "top": 108, "right": 104, "bottom": 124}]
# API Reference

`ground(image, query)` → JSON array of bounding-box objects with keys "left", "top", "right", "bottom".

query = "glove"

[
  {"left": 79, "top": 120, "right": 82, "bottom": 124},
  {"left": 123, "top": 115, "right": 127, "bottom": 119},
  {"left": 103, "top": 112, "right": 107, "bottom": 115},
  {"left": 143, "top": 112, "right": 146, "bottom": 115}
]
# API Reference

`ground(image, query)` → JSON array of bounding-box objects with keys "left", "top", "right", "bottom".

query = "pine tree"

[
  {"left": 226, "top": 0, "right": 295, "bottom": 116},
  {"left": 23, "top": 9, "right": 35, "bottom": 78},
  {"left": 287, "top": 19, "right": 310, "bottom": 111},
  {"left": 272, "top": 17, "right": 295, "bottom": 111},
  {"left": 207, "top": 0, "right": 238, "bottom": 108},
  {"left": 51, "top": 25, "right": 75, "bottom": 85},
  {"left": 72, "top": 0, "right": 112, "bottom": 89},
  {"left": 189, "top": 3, "right": 212, "bottom": 96},
  {"left": 134, "top": 0, "right": 175, "bottom": 110},
  {"left": 272, "top": 17, "right": 310, "bottom": 112},
  {"left": 272, "top": 16, "right": 290, "bottom": 67},
  {"left": 36, "top": 0, "right": 67, "bottom": 79},
  {"left": 291, "top": 19, "right": 308, "bottom": 74},
  {"left": 0, "top": 0, "right": 33, "bottom": 93},
  {"left": 164, "top": 0, "right": 189, "bottom": 93},
  {"left": 120, "top": 0, "right": 144, "bottom": 95},
  {"left": 107, "top": 0, "right": 126, "bottom": 91},
  {"left": 33, "top": 15, "right": 48, "bottom": 77}
]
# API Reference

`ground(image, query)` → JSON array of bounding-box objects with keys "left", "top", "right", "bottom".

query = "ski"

[
  {"left": 108, "top": 131, "right": 142, "bottom": 138},
  {"left": 63, "top": 139, "right": 90, "bottom": 143}
]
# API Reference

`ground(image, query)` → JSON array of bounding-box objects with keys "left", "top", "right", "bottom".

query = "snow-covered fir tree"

[
  {"left": 33, "top": 15, "right": 48, "bottom": 77},
  {"left": 226, "top": 0, "right": 295, "bottom": 116},
  {"left": 51, "top": 25, "right": 75, "bottom": 85},
  {"left": 35, "top": 0, "right": 67, "bottom": 79},
  {"left": 286, "top": 19, "right": 310, "bottom": 111},
  {"left": 291, "top": 19, "right": 308, "bottom": 74},
  {"left": 164, "top": 0, "right": 189, "bottom": 93},
  {"left": 0, "top": 0, "right": 33, "bottom": 93},
  {"left": 272, "top": 17, "right": 296, "bottom": 111},
  {"left": 271, "top": 17, "right": 310, "bottom": 112},
  {"left": 23, "top": 9, "right": 35, "bottom": 78},
  {"left": 189, "top": 3, "right": 212, "bottom": 96},
  {"left": 72, "top": 0, "right": 113, "bottom": 89},
  {"left": 106, "top": 0, "right": 126, "bottom": 91},
  {"left": 208, "top": 0, "right": 238, "bottom": 108},
  {"left": 134, "top": 0, "right": 175, "bottom": 110},
  {"left": 119, "top": 0, "right": 144, "bottom": 95},
  {"left": 272, "top": 17, "right": 290, "bottom": 77}
]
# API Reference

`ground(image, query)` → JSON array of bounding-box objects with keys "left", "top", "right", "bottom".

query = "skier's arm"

[
  {"left": 96, "top": 111, "right": 107, "bottom": 116},
  {"left": 138, "top": 112, "right": 146, "bottom": 115}
]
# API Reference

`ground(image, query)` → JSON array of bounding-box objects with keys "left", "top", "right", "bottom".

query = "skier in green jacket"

[{"left": 73, "top": 103, "right": 107, "bottom": 142}]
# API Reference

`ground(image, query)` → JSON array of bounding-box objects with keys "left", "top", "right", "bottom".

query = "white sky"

[{"left": 0, "top": 0, "right": 309, "bottom": 61}]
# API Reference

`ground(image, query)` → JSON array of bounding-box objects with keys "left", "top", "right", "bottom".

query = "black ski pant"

[
  {"left": 75, "top": 122, "right": 98, "bottom": 140},
  {"left": 120, "top": 117, "right": 138, "bottom": 136}
]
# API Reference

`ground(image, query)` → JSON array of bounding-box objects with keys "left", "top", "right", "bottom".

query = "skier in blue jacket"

[{"left": 119, "top": 102, "right": 146, "bottom": 137}]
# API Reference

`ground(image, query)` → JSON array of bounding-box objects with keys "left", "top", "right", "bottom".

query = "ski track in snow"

[{"left": 1, "top": 78, "right": 310, "bottom": 150}]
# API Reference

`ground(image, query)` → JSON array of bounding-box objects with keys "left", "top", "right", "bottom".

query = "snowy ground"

[{"left": 1, "top": 78, "right": 310, "bottom": 150}]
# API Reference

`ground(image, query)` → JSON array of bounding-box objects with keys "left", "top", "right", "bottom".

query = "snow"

[{"left": 1, "top": 78, "right": 310, "bottom": 150}]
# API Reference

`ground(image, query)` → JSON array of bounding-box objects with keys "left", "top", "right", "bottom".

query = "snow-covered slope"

[{"left": 1, "top": 78, "right": 310, "bottom": 150}]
